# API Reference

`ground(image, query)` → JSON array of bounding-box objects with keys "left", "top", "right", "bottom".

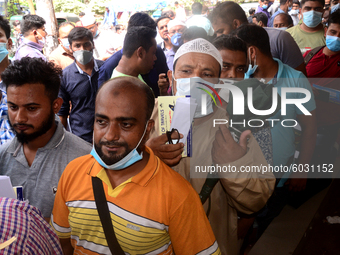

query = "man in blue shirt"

[
  {"left": 58, "top": 27, "right": 104, "bottom": 143},
  {"left": 268, "top": 0, "right": 293, "bottom": 27},
  {"left": 0, "top": 89, "right": 14, "bottom": 145},
  {"left": 256, "top": 0, "right": 271, "bottom": 20},
  {"left": 98, "top": 12, "right": 168, "bottom": 97}
]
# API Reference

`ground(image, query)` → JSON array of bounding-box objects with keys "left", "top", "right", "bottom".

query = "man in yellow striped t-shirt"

[{"left": 51, "top": 76, "right": 220, "bottom": 255}]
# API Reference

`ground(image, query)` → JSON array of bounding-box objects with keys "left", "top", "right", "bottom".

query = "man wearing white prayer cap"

[{"left": 149, "top": 38, "right": 275, "bottom": 255}]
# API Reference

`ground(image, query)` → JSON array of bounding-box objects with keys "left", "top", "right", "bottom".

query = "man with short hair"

[
  {"left": 111, "top": 26, "right": 157, "bottom": 83},
  {"left": 232, "top": 24, "right": 317, "bottom": 236},
  {"left": 0, "top": 57, "right": 91, "bottom": 221},
  {"left": 98, "top": 12, "right": 169, "bottom": 98},
  {"left": 156, "top": 15, "right": 172, "bottom": 52},
  {"left": 48, "top": 22, "right": 75, "bottom": 69},
  {"left": 253, "top": 12, "right": 269, "bottom": 27},
  {"left": 268, "top": 0, "right": 293, "bottom": 27},
  {"left": 213, "top": 34, "right": 247, "bottom": 79},
  {"left": 209, "top": 1, "right": 307, "bottom": 74},
  {"left": 287, "top": 0, "right": 326, "bottom": 53},
  {"left": 13, "top": 14, "right": 46, "bottom": 61},
  {"left": 186, "top": 1, "right": 214, "bottom": 36},
  {"left": 0, "top": 16, "right": 15, "bottom": 144},
  {"left": 58, "top": 27, "right": 104, "bottom": 143},
  {"left": 51, "top": 76, "right": 220, "bottom": 255},
  {"left": 248, "top": 8, "right": 256, "bottom": 23},
  {"left": 273, "top": 12, "right": 294, "bottom": 28},
  {"left": 289, "top": 0, "right": 301, "bottom": 25},
  {"left": 256, "top": 0, "right": 271, "bottom": 19},
  {"left": 82, "top": 15, "right": 116, "bottom": 61}
]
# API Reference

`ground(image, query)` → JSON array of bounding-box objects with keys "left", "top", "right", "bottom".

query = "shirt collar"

[
  {"left": 7, "top": 117, "right": 66, "bottom": 155},
  {"left": 22, "top": 38, "right": 44, "bottom": 51},
  {"left": 87, "top": 146, "right": 159, "bottom": 187},
  {"left": 75, "top": 58, "right": 99, "bottom": 74}
]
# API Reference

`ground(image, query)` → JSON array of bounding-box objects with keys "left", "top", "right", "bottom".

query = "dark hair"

[
  {"left": 209, "top": 1, "right": 248, "bottom": 27},
  {"left": 68, "top": 27, "right": 93, "bottom": 46},
  {"left": 156, "top": 15, "right": 171, "bottom": 27},
  {"left": 293, "top": 0, "right": 300, "bottom": 6},
  {"left": 161, "top": 9, "right": 175, "bottom": 18},
  {"left": 253, "top": 12, "right": 268, "bottom": 26},
  {"left": 280, "top": 0, "right": 289, "bottom": 5},
  {"left": 0, "top": 15, "right": 11, "bottom": 39},
  {"left": 115, "top": 24, "right": 123, "bottom": 32},
  {"left": 231, "top": 24, "right": 272, "bottom": 57},
  {"left": 79, "top": 12, "right": 85, "bottom": 17},
  {"left": 21, "top": 15, "right": 46, "bottom": 36},
  {"left": 192, "top": 2, "right": 203, "bottom": 15},
  {"left": 128, "top": 12, "right": 157, "bottom": 30},
  {"left": 249, "top": 8, "right": 255, "bottom": 15},
  {"left": 1, "top": 57, "right": 62, "bottom": 102},
  {"left": 123, "top": 26, "right": 157, "bottom": 58},
  {"left": 275, "top": 13, "right": 294, "bottom": 26},
  {"left": 301, "top": 0, "right": 325, "bottom": 7},
  {"left": 328, "top": 9, "right": 340, "bottom": 26},
  {"left": 213, "top": 34, "right": 247, "bottom": 58},
  {"left": 260, "top": 0, "right": 268, "bottom": 2},
  {"left": 182, "top": 26, "right": 208, "bottom": 42},
  {"left": 175, "top": 1, "right": 179, "bottom": 4}
]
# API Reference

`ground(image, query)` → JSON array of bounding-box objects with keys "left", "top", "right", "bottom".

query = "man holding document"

[{"left": 149, "top": 38, "right": 275, "bottom": 255}]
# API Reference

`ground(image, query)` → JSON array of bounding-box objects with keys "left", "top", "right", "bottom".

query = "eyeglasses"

[{"left": 166, "top": 128, "right": 180, "bottom": 144}]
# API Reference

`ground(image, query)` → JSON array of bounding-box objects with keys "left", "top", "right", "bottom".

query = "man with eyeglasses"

[{"left": 286, "top": 0, "right": 326, "bottom": 53}]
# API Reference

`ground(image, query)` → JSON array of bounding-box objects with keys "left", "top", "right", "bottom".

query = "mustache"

[
  {"left": 99, "top": 141, "right": 127, "bottom": 147},
  {"left": 12, "top": 123, "right": 34, "bottom": 129}
]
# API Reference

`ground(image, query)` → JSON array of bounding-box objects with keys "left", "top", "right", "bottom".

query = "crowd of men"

[{"left": 0, "top": 0, "right": 339, "bottom": 254}]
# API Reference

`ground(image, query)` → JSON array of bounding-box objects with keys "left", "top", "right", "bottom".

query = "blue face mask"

[
  {"left": 95, "top": 29, "right": 99, "bottom": 38},
  {"left": 0, "top": 42, "right": 8, "bottom": 63},
  {"left": 331, "top": 3, "right": 340, "bottom": 14},
  {"left": 244, "top": 48, "right": 258, "bottom": 79},
  {"left": 278, "top": 27, "right": 288, "bottom": 30},
  {"left": 326, "top": 35, "right": 340, "bottom": 52},
  {"left": 290, "top": 9, "right": 299, "bottom": 15},
  {"left": 303, "top": 10, "right": 323, "bottom": 28},
  {"left": 262, "top": 4, "right": 268, "bottom": 9},
  {"left": 90, "top": 121, "right": 149, "bottom": 170},
  {"left": 288, "top": 6, "right": 292, "bottom": 11},
  {"left": 171, "top": 33, "right": 183, "bottom": 47}
]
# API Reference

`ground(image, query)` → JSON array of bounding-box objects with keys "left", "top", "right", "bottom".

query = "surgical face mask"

[
  {"left": 90, "top": 121, "right": 149, "bottom": 170},
  {"left": 262, "top": 4, "right": 268, "bottom": 9},
  {"left": 174, "top": 76, "right": 215, "bottom": 118},
  {"left": 288, "top": 6, "right": 292, "bottom": 11},
  {"left": 0, "top": 42, "right": 9, "bottom": 63},
  {"left": 290, "top": 9, "right": 299, "bottom": 15},
  {"left": 278, "top": 27, "right": 288, "bottom": 30},
  {"left": 171, "top": 33, "right": 183, "bottom": 47},
  {"left": 326, "top": 35, "right": 340, "bottom": 52},
  {"left": 36, "top": 31, "right": 46, "bottom": 46},
  {"left": 95, "top": 29, "right": 99, "bottom": 38},
  {"left": 73, "top": 50, "right": 93, "bottom": 65},
  {"left": 60, "top": 38, "right": 70, "bottom": 50},
  {"left": 303, "top": 10, "right": 323, "bottom": 28},
  {"left": 244, "top": 48, "right": 258, "bottom": 79},
  {"left": 331, "top": 3, "right": 340, "bottom": 14}
]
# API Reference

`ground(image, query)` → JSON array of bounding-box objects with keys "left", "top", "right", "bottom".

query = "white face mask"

[
  {"left": 173, "top": 76, "right": 215, "bottom": 118},
  {"left": 36, "top": 31, "right": 46, "bottom": 46}
]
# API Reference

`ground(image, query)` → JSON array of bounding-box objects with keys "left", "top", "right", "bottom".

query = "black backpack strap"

[
  {"left": 92, "top": 176, "right": 125, "bottom": 255},
  {"left": 304, "top": 46, "right": 325, "bottom": 65}
]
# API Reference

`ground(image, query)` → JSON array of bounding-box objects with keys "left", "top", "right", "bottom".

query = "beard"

[
  {"left": 9, "top": 108, "right": 55, "bottom": 144},
  {"left": 94, "top": 140, "right": 132, "bottom": 165}
]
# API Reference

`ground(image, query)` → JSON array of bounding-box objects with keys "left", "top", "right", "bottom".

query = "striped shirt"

[
  {"left": 0, "top": 197, "right": 62, "bottom": 254},
  {"left": 51, "top": 146, "right": 220, "bottom": 255}
]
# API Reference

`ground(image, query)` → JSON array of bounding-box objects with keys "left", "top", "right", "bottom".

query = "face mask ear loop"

[
  {"left": 172, "top": 75, "right": 176, "bottom": 96},
  {"left": 135, "top": 120, "right": 149, "bottom": 150}
]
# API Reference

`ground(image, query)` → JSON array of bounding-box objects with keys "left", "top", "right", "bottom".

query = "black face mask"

[{"left": 325, "top": 4, "right": 331, "bottom": 9}]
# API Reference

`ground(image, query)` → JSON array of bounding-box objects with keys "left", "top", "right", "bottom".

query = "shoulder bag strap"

[
  {"left": 92, "top": 176, "right": 125, "bottom": 255},
  {"left": 304, "top": 46, "right": 325, "bottom": 65}
]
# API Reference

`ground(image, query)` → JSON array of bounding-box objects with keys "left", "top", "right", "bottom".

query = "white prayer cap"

[
  {"left": 173, "top": 38, "right": 223, "bottom": 68},
  {"left": 167, "top": 19, "right": 186, "bottom": 31},
  {"left": 82, "top": 15, "right": 96, "bottom": 27}
]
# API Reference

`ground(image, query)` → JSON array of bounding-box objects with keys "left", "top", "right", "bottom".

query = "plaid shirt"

[
  {"left": 0, "top": 88, "right": 15, "bottom": 145},
  {"left": 0, "top": 197, "right": 63, "bottom": 254}
]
